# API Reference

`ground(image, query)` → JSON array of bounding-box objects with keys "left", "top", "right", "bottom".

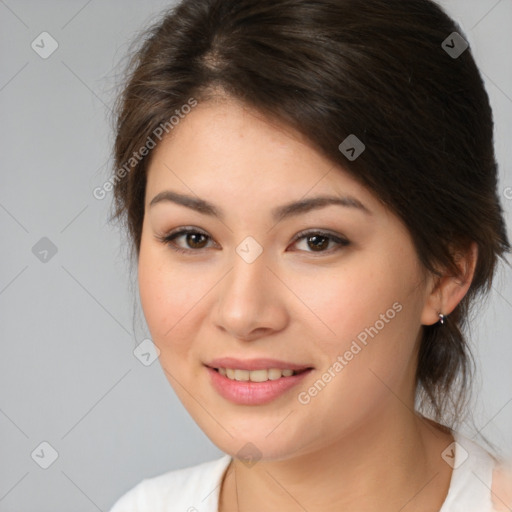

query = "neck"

[{"left": 219, "top": 410, "right": 454, "bottom": 512}]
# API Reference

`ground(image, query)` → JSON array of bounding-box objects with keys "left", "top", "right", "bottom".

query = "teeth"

[{"left": 216, "top": 367, "right": 300, "bottom": 382}]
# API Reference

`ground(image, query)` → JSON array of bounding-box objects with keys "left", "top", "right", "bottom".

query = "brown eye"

[
  {"left": 306, "top": 234, "right": 330, "bottom": 251},
  {"left": 157, "top": 227, "right": 215, "bottom": 254},
  {"left": 291, "top": 230, "right": 350, "bottom": 254},
  {"left": 184, "top": 232, "right": 208, "bottom": 249}
]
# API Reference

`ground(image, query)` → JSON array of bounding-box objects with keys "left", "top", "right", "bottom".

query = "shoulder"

[
  {"left": 440, "top": 431, "right": 499, "bottom": 512},
  {"left": 108, "top": 454, "right": 232, "bottom": 512},
  {"left": 491, "top": 461, "right": 512, "bottom": 511}
]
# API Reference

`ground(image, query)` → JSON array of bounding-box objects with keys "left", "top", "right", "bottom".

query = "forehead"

[{"left": 144, "top": 99, "right": 381, "bottom": 215}]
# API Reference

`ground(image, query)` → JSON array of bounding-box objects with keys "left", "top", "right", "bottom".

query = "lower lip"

[{"left": 206, "top": 366, "right": 313, "bottom": 405}]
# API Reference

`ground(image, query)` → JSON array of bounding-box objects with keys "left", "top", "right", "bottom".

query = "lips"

[
  {"left": 206, "top": 366, "right": 313, "bottom": 405},
  {"left": 204, "top": 357, "right": 314, "bottom": 405},
  {"left": 206, "top": 357, "right": 313, "bottom": 372}
]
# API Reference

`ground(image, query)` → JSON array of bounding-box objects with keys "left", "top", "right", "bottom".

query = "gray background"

[{"left": 1, "top": 0, "right": 511, "bottom": 510}]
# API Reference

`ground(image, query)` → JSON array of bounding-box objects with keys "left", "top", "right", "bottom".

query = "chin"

[{"left": 195, "top": 413, "right": 311, "bottom": 463}]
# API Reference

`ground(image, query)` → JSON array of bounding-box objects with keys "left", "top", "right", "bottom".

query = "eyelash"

[{"left": 155, "top": 227, "right": 350, "bottom": 255}]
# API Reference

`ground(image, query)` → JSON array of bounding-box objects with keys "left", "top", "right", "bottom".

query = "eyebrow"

[{"left": 149, "top": 190, "right": 372, "bottom": 221}]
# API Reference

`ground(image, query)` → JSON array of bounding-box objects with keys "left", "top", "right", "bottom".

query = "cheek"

[
  {"left": 295, "top": 251, "right": 425, "bottom": 391},
  {"left": 137, "top": 243, "right": 208, "bottom": 354},
  {"left": 288, "top": 254, "right": 418, "bottom": 349}
]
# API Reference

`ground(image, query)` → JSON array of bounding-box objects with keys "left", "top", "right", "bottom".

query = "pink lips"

[
  {"left": 206, "top": 357, "right": 312, "bottom": 371},
  {"left": 205, "top": 357, "right": 313, "bottom": 405}
]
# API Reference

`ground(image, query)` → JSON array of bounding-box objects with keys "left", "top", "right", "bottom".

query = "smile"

[
  {"left": 206, "top": 364, "right": 313, "bottom": 405},
  {"left": 215, "top": 367, "right": 307, "bottom": 382}
]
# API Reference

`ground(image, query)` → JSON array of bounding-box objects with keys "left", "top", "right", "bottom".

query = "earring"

[{"left": 438, "top": 313, "right": 446, "bottom": 325}]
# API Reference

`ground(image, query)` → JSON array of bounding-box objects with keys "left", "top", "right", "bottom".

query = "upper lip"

[{"left": 206, "top": 357, "right": 313, "bottom": 371}]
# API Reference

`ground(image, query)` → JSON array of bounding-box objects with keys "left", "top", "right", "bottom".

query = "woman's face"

[{"left": 138, "top": 97, "right": 435, "bottom": 461}]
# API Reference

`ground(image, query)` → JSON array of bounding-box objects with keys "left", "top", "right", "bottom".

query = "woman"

[{"left": 108, "top": 0, "right": 511, "bottom": 510}]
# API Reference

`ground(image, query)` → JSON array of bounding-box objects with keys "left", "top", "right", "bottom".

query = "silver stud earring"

[{"left": 438, "top": 313, "right": 446, "bottom": 325}]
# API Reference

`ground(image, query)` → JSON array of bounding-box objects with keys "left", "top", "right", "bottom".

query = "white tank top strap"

[{"left": 439, "top": 431, "right": 497, "bottom": 512}]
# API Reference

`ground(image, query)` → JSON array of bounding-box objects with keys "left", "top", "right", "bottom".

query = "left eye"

[
  {"left": 291, "top": 230, "right": 350, "bottom": 253},
  {"left": 156, "top": 228, "right": 350, "bottom": 254}
]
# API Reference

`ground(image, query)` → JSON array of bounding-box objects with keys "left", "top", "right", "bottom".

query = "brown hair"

[{"left": 110, "top": 0, "right": 510, "bottom": 427}]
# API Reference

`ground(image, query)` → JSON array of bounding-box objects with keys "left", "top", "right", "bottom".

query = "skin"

[
  {"left": 492, "top": 464, "right": 512, "bottom": 511},
  {"left": 138, "top": 95, "right": 477, "bottom": 511}
]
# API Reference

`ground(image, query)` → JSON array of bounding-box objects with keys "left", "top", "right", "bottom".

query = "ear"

[{"left": 420, "top": 242, "right": 478, "bottom": 326}]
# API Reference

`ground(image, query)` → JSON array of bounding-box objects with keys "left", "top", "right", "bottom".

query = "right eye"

[{"left": 155, "top": 227, "right": 217, "bottom": 254}]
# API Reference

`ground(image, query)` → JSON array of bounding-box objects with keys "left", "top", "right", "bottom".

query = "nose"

[{"left": 213, "top": 248, "right": 289, "bottom": 341}]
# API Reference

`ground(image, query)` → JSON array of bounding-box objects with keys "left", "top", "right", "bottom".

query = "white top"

[{"left": 109, "top": 432, "right": 499, "bottom": 512}]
